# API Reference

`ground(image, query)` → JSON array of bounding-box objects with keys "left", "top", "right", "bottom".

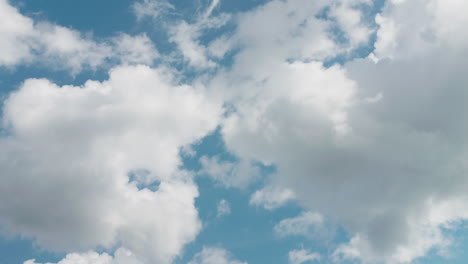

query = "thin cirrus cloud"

[{"left": 0, "top": 0, "right": 467, "bottom": 263}]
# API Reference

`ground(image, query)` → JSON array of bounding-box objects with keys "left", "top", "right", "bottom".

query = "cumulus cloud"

[
  {"left": 0, "top": 65, "right": 222, "bottom": 263},
  {"left": 210, "top": 0, "right": 468, "bottom": 263},
  {"left": 3, "top": 0, "right": 468, "bottom": 263},
  {"left": 250, "top": 185, "right": 295, "bottom": 210},
  {"left": 188, "top": 247, "right": 247, "bottom": 264},
  {"left": 0, "top": 0, "right": 158, "bottom": 72},
  {"left": 0, "top": 0, "right": 35, "bottom": 66}
]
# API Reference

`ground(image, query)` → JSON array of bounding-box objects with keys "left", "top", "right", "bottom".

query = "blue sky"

[{"left": 1, "top": 0, "right": 468, "bottom": 264}]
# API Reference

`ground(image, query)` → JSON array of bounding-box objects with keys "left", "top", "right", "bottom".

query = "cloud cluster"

[
  {"left": 210, "top": 0, "right": 468, "bottom": 263},
  {"left": 0, "top": 65, "right": 222, "bottom": 263},
  {"left": 1, "top": 0, "right": 468, "bottom": 263}
]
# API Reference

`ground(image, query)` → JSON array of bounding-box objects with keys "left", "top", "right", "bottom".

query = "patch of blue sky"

[
  {"left": 175, "top": 176, "right": 304, "bottom": 264},
  {"left": 0, "top": 236, "right": 63, "bottom": 264},
  {"left": 10, "top": 0, "right": 136, "bottom": 37}
]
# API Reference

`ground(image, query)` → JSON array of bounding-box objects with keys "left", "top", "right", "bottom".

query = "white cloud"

[
  {"left": 36, "top": 23, "right": 112, "bottom": 72},
  {"left": 199, "top": 156, "right": 261, "bottom": 189},
  {"left": 204, "top": 0, "right": 221, "bottom": 19},
  {"left": 25, "top": 248, "right": 142, "bottom": 264},
  {"left": 0, "top": 65, "right": 223, "bottom": 263},
  {"left": 169, "top": 14, "right": 231, "bottom": 69},
  {"left": 0, "top": 0, "right": 36, "bottom": 66},
  {"left": 133, "top": 0, "right": 175, "bottom": 20},
  {"left": 132, "top": 0, "right": 231, "bottom": 69},
  {"left": 2, "top": 0, "right": 468, "bottom": 263},
  {"left": 274, "top": 212, "right": 324, "bottom": 238},
  {"left": 0, "top": 0, "right": 159, "bottom": 72},
  {"left": 169, "top": 21, "right": 217, "bottom": 69},
  {"left": 111, "top": 33, "right": 159, "bottom": 65},
  {"left": 250, "top": 185, "right": 295, "bottom": 210},
  {"left": 327, "top": 1, "right": 373, "bottom": 48},
  {"left": 288, "top": 249, "right": 320, "bottom": 264},
  {"left": 209, "top": 0, "right": 468, "bottom": 263},
  {"left": 188, "top": 247, "right": 247, "bottom": 264}
]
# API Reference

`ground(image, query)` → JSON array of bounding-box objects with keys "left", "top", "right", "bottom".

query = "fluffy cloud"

[
  {"left": 0, "top": 0, "right": 158, "bottom": 72},
  {"left": 188, "top": 247, "right": 247, "bottom": 264},
  {"left": 211, "top": 0, "right": 468, "bottom": 263},
  {"left": 3, "top": 0, "right": 468, "bottom": 263},
  {"left": 0, "top": 65, "right": 222, "bottom": 263},
  {"left": 0, "top": 0, "right": 35, "bottom": 66},
  {"left": 249, "top": 185, "right": 295, "bottom": 210}
]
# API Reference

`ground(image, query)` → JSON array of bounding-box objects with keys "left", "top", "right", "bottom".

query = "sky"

[{"left": 0, "top": 0, "right": 467, "bottom": 264}]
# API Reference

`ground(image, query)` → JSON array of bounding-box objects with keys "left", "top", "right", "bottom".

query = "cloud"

[
  {"left": 188, "top": 247, "right": 247, "bottom": 264},
  {"left": 0, "top": 65, "right": 222, "bottom": 263},
  {"left": 0, "top": 0, "right": 35, "bottom": 66},
  {"left": 168, "top": 13, "right": 231, "bottom": 69},
  {"left": 250, "top": 185, "right": 295, "bottom": 210},
  {"left": 0, "top": 0, "right": 159, "bottom": 72},
  {"left": 111, "top": 33, "right": 159, "bottom": 65},
  {"left": 25, "top": 248, "right": 142, "bottom": 264},
  {"left": 274, "top": 212, "right": 324, "bottom": 238},
  {"left": 210, "top": 0, "right": 468, "bottom": 263},
  {"left": 288, "top": 249, "right": 320, "bottom": 264},
  {"left": 217, "top": 199, "right": 231, "bottom": 218},
  {"left": 199, "top": 156, "right": 261, "bottom": 189},
  {"left": 2, "top": 0, "right": 468, "bottom": 263},
  {"left": 133, "top": 0, "right": 175, "bottom": 20},
  {"left": 204, "top": 0, "right": 221, "bottom": 19}
]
